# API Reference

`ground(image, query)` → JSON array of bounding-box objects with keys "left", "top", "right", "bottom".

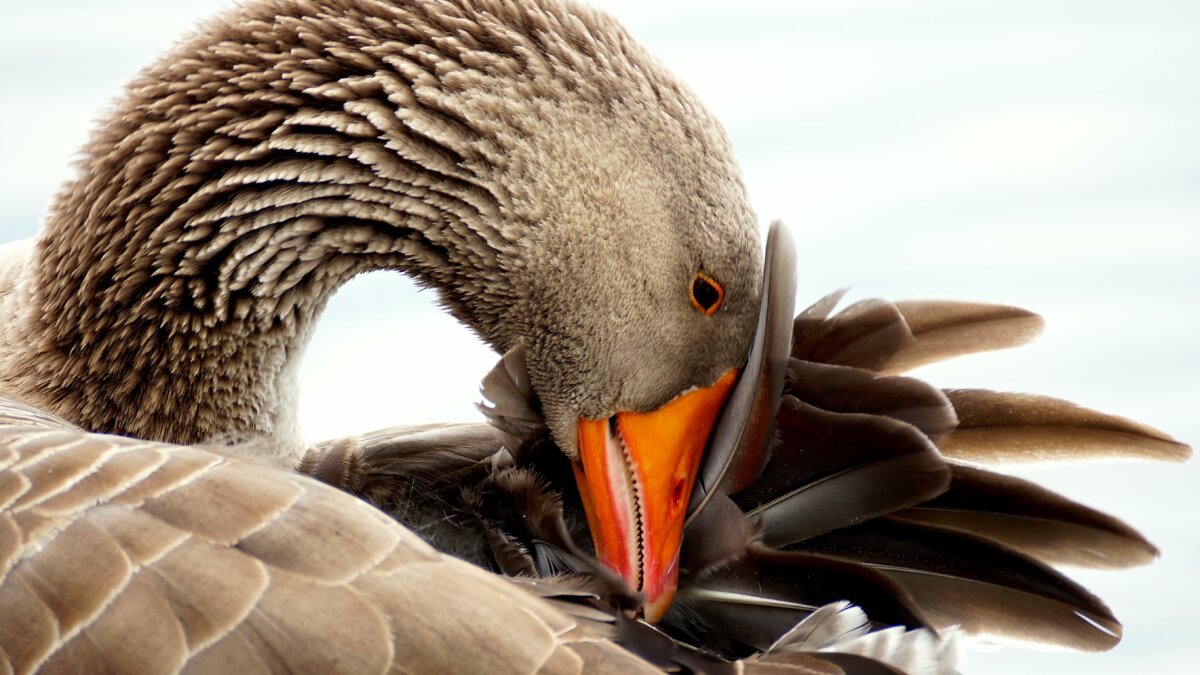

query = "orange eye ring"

[{"left": 690, "top": 272, "right": 724, "bottom": 315}]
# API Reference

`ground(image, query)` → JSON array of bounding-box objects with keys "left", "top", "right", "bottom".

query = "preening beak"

[{"left": 574, "top": 368, "right": 739, "bottom": 622}]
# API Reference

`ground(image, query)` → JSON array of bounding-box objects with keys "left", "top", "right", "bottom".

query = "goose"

[
  {"left": 0, "top": 0, "right": 1189, "bottom": 673},
  {"left": 0, "top": 0, "right": 834, "bottom": 671}
]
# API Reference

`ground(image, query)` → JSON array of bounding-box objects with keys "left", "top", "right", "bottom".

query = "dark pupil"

[{"left": 692, "top": 277, "right": 720, "bottom": 310}]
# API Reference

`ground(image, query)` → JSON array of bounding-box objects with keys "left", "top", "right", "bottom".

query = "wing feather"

[
  {"left": 894, "top": 464, "right": 1157, "bottom": 568},
  {"left": 793, "top": 298, "right": 1042, "bottom": 375},
  {"left": 737, "top": 398, "right": 949, "bottom": 547},
  {"left": 667, "top": 547, "right": 930, "bottom": 654},
  {"left": 940, "top": 389, "right": 1190, "bottom": 463},
  {"left": 795, "top": 519, "right": 1122, "bottom": 651},
  {"left": 0, "top": 397, "right": 658, "bottom": 674},
  {"left": 785, "top": 359, "right": 957, "bottom": 440},
  {"left": 883, "top": 301, "right": 1045, "bottom": 374}
]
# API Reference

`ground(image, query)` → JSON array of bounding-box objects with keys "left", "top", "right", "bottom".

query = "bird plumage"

[
  {"left": 0, "top": 0, "right": 760, "bottom": 461},
  {"left": 0, "top": 0, "right": 1189, "bottom": 673},
  {"left": 0, "top": 407, "right": 666, "bottom": 674},
  {"left": 453, "top": 228, "right": 1187, "bottom": 663},
  {"left": 0, "top": 0, "right": 789, "bottom": 671}
]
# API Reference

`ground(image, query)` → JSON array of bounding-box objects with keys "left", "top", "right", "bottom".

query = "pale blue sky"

[{"left": 1, "top": 1, "right": 1197, "bottom": 672}]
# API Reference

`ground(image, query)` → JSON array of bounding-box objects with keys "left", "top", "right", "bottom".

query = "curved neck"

[
  {"left": 18, "top": 2, "right": 557, "bottom": 456},
  {"left": 7, "top": 0, "right": 731, "bottom": 459},
  {"left": 26, "top": 121, "right": 506, "bottom": 456}
]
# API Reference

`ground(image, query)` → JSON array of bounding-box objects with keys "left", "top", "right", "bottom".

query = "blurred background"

[{"left": 1, "top": 1, "right": 1196, "bottom": 671}]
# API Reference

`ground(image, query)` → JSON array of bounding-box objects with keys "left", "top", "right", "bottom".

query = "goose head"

[
  {"left": 20, "top": 0, "right": 761, "bottom": 622},
  {"left": 511, "top": 131, "right": 761, "bottom": 621}
]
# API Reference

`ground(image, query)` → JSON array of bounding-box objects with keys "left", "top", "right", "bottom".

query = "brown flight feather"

[{"left": 940, "top": 389, "right": 1190, "bottom": 463}]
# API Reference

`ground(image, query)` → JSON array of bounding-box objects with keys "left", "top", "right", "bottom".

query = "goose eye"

[{"left": 690, "top": 273, "right": 724, "bottom": 315}]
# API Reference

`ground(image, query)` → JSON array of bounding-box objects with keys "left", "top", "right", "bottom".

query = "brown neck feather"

[
  {"left": 14, "top": 0, "right": 570, "bottom": 454},
  {"left": 3, "top": 0, "right": 740, "bottom": 459}
]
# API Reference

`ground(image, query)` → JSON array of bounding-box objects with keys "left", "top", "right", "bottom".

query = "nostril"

[{"left": 671, "top": 478, "right": 685, "bottom": 507}]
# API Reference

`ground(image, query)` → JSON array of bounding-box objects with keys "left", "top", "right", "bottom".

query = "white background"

[{"left": 1, "top": 1, "right": 1196, "bottom": 672}]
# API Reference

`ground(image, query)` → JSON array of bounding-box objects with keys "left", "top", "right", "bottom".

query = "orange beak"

[{"left": 574, "top": 368, "right": 738, "bottom": 623}]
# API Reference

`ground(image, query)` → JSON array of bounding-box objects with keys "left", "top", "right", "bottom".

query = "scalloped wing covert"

[{"left": 0, "top": 399, "right": 658, "bottom": 675}]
